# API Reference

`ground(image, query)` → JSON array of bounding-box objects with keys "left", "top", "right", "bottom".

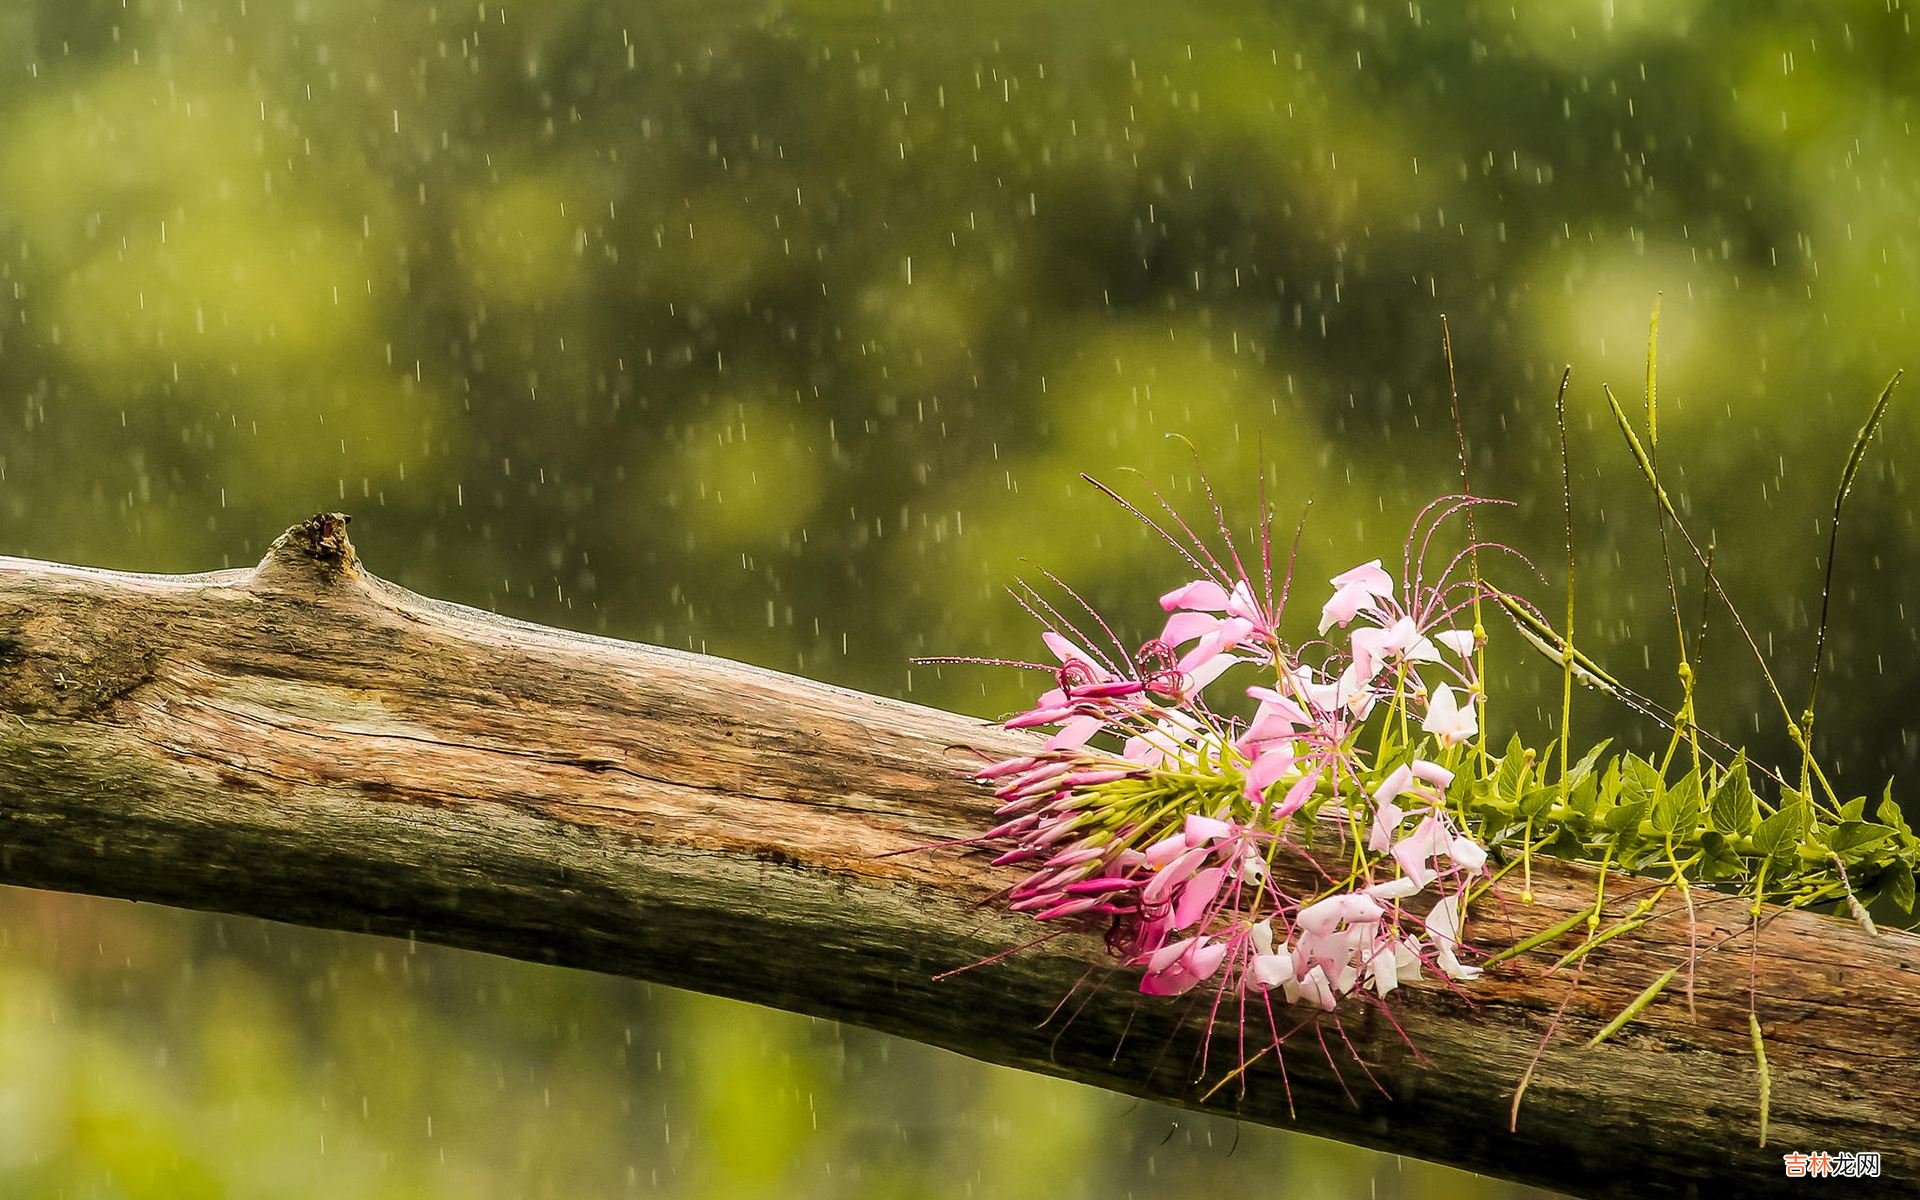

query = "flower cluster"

[
  {"left": 969, "top": 498, "right": 1501, "bottom": 1017},
  {"left": 940, "top": 373, "right": 1920, "bottom": 1135}
]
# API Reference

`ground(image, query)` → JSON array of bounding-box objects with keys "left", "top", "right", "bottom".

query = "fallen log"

[{"left": 0, "top": 514, "right": 1910, "bottom": 1197}]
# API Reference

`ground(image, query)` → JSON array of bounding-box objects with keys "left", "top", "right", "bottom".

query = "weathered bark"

[{"left": 0, "top": 514, "right": 1910, "bottom": 1198}]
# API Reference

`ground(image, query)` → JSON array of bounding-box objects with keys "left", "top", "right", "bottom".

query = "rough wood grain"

[{"left": 0, "top": 514, "right": 1911, "bottom": 1198}]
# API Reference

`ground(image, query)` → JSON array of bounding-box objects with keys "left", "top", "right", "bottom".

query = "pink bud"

[
  {"left": 1035, "top": 896, "right": 1105, "bottom": 920},
  {"left": 1064, "top": 876, "right": 1139, "bottom": 896},
  {"left": 1073, "top": 680, "right": 1147, "bottom": 699},
  {"left": 974, "top": 755, "right": 1041, "bottom": 780},
  {"left": 1006, "top": 705, "right": 1077, "bottom": 729},
  {"left": 1060, "top": 769, "right": 1133, "bottom": 789},
  {"left": 1044, "top": 845, "right": 1105, "bottom": 869}
]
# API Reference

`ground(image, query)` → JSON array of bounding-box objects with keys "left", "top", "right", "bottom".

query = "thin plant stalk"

[
  {"left": 1635, "top": 301, "right": 1703, "bottom": 779},
  {"left": 1802, "top": 371, "right": 1904, "bottom": 765},
  {"left": 1441, "top": 316, "right": 1490, "bottom": 778}
]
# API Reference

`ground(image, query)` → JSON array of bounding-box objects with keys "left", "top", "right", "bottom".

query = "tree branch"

[{"left": 0, "top": 514, "right": 1911, "bottom": 1197}]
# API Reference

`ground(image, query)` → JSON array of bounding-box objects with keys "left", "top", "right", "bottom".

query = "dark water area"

[{"left": 0, "top": 1, "right": 1912, "bottom": 1194}]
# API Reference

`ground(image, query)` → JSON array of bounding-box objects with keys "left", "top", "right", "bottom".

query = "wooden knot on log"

[{"left": 250, "top": 512, "right": 366, "bottom": 594}]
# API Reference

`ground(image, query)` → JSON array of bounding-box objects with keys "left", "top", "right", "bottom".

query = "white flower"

[
  {"left": 1294, "top": 962, "right": 1338, "bottom": 1010},
  {"left": 1374, "top": 764, "right": 1415, "bottom": 804},
  {"left": 1296, "top": 892, "right": 1385, "bottom": 936},
  {"left": 1425, "top": 893, "right": 1483, "bottom": 981},
  {"left": 1436, "top": 629, "right": 1477, "bottom": 657},
  {"left": 1449, "top": 833, "right": 1489, "bottom": 872},
  {"left": 1366, "top": 935, "right": 1424, "bottom": 997},
  {"left": 1421, "top": 683, "right": 1478, "bottom": 747},
  {"left": 1366, "top": 876, "right": 1423, "bottom": 901},
  {"left": 1245, "top": 920, "right": 1304, "bottom": 994}
]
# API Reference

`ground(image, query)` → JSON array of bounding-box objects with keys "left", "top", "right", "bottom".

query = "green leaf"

[
  {"left": 1564, "top": 739, "right": 1612, "bottom": 788},
  {"left": 1493, "top": 734, "right": 1530, "bottom": 809},
  {"left": 1566, "top": 766, "right": 1601, "bottom": 820},
  {"left": 1540, "top": 821, "right": 1587, "bottom": 858},
  {"left": 1696, "top": 832, "right": 1746, "bottom": 881},
  {"left": 1879, "top": 789, "right": 1914, "bottom": 839},
  {"left": 1710, "top": 755, "right": 1757, "bottom": 835},
  {"left": 1607, "top": 754, "right": 1660, "bottom": 836},
  {"left": 1519, "top": 784, "right": 1559, "bottom": 820},
  {"left": 1839, "top": 796, "right": 1867, "bottom": 822},
  {"left": 1827, "top": 821, "right": 1894, "bottom": 859},
  {"left": 1753, "top": 795, "right": 1808, "bottom": 860},
  {"left": 1885, "top": 861, "right": 1916, "bottom": 914},
  {"left": 1624, "top": 753, "right": 1661, "bottom": 799},
  {"left": 1652, "top": 771, "right": 1703, "bottom": 836}
]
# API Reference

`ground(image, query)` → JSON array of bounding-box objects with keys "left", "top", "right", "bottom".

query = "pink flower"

[
  {"left": 1244, "top": 919, "right": 1297, "bottom": 993},
  {"left": 1293, "top": 912, "right": 1376, "bottom": 1000},
  {"left": 1160, "top": 609, "right": 1224, "bottom": 648},
  {"left": 1241, "top": 686, "right": 1309, "bottom": 750},
  {"left": 1175, "top": 650, "right": 1244, "bottom": 700},
  {"left": 1183, "top": 814, "right": 1234, "bottom": 845},
  {"left": 1319, "top": 559, "right": 1394, "bottom": 634},
  {"left": 1332, "top": 559, "right": 1393, "bottom": 594},
  {"left": 1288, "top": 669, "right": 1335, "bottom": 714},
  {"left": 1270, "top": 764, "right": 1321, "bottom": 819},
  {"left": 1159, "top": 578, "right": 1274, "bottom": 668},
  {"left": 1143, "top": 830, "right": 1190, "bottom": 868},
  {"left": 1391, "top": 815, "right": 1455, "bottom": 888},
  {"left": 1171, "top": 867, "right": 1225, "bottom": 929},
  {"left": 1042, "top": 630, "right": 1108, "bottom": 673},
  {"left": 954, "top": 496, "right": 1515, "bottom": 1022},
  {"left": 1177, "top": 617, "right": 1254, "bottom": 672},
  {"left": 1139, "top": 935, "right": 1229, "bottom": 996},
  {"left": 1001, "top": 630, "right": 1158, "bottom": 752},
  {"left": 1159, "top": 580, "right": 1232, "bottom": 612},
  {"left": 1250, "top": 954, "right": 1296, "bottom": 992},
  {"left": 1242, "top": 743, "right": 1298, "bottom": 806},
  {"left": 1333, "top": 661, "right": 1379, "bottom": 720},
  {"left": 1141, "top": 846, "right": 1209, "bottom": 904},
  {"left": 1044, "top": 714, "right": 1105, "bottom": 752},
  {"left": 1369, "top": 760, "right": 1453, "bottom": 852}
]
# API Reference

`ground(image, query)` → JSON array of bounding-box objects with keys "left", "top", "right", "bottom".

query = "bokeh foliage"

[{"left": 2, "top": 0, "right": 1916, "bottom": 1194}]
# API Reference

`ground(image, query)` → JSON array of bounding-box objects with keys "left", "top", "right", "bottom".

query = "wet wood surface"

[{"left": 0, "top": 514, "right": 1911, "bottom": 1198}]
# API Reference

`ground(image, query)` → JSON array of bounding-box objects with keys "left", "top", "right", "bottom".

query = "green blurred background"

[{"left": 2, "top": 0, "right": 1916, "bottom": 1195}]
